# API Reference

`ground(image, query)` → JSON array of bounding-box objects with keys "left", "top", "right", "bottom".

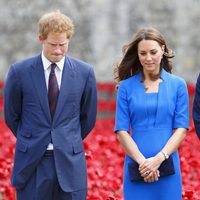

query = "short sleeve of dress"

[
  {"left": 173, "top": 79, "right": 189, "bottom": 129},
  {"left": 114, "top": 83, "right": 130, "bottom": 133}
]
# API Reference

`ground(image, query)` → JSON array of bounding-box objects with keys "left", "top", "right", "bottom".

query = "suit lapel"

[
  {"left": 31, "top": 55, "right": 51, "bottom": 123},
  {"left": 53, "top": 57, "right": 75, "bottom": 122}
]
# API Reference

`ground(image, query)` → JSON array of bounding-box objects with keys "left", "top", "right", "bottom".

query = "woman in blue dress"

[{"left": 114, "top": 28, "right": 189, "bottom": 200}]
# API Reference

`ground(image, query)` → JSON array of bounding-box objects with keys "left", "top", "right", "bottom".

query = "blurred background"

[
  {"left": 0, "top": 1, "right": 200, "bottom": 200},
  {"left": 0, "top": 0, "right": 200, "bottom": 82}
]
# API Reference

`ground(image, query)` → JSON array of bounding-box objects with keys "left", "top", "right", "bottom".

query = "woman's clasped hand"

[{"left": 139, "top": 152, "right": 165, "bottom": 182}]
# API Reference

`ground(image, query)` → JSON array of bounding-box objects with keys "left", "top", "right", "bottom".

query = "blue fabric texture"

[{"left": 114, "top": 69, "right": 189, "bottom": 200}]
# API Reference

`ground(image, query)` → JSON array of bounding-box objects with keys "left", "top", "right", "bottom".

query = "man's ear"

[{"left": 38, "top": 35, "right": 44, "bottom": 45}]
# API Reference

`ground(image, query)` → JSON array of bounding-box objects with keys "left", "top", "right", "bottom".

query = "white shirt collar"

[{"left": 41, "top": 51, "right": 65, "bottom": 71}]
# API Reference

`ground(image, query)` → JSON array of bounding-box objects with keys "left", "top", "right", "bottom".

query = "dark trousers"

[{"left": 16, "top": 152, "right": 87, "bottom": 200}]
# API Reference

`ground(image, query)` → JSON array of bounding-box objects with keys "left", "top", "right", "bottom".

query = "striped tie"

[{"left": 48, "top": 63, "right": 59, "bottom": 119}]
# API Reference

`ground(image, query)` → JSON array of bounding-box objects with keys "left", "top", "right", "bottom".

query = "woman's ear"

[{"left": 162, "top": 45, "right": 165, "bottom": 52}]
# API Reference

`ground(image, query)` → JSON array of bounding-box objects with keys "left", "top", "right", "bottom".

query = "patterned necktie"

[{"left": 48, "top": 63, "right": 59, "bottom": 119}]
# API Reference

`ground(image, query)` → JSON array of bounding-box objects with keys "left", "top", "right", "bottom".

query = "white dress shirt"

[{"left": 41, "top": 52, "right": 65, "bottom": 150}]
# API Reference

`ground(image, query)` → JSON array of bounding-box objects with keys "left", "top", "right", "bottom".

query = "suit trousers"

[{"left": 16, "top": 152, "right": 87, "bottom": 200}]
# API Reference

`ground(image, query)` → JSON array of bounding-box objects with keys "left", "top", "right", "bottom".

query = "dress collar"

[{"left": 137, "top": 68, "right": 169, "bottom": 82}]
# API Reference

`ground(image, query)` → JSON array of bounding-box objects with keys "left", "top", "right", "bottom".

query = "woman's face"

[{"left": 137, "top": 39, "right": 164, "bottom": 75}]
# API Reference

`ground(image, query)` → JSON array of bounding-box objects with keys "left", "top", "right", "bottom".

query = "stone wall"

[{"left": 0, "top": 0, "right": 200, "bottom": 82}]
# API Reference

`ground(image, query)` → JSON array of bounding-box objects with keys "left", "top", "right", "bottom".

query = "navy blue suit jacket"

[
  {"left": 193, "top": 73, "right": 200, "bottom": 139},
  {"left": 4, "top": 54, "right": 98, "bottom": 191}
]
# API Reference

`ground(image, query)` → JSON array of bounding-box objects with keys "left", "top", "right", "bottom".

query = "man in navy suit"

[
  {"left": 4, "top": 10, "right": 97, "bottom": 200},
  {"left": 193, "top": 74, "right": 200, "bottom": 139}
]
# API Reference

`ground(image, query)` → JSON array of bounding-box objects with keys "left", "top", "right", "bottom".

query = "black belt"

[{"left": 44, "top": 150, "right": 53, "bottom": 157}]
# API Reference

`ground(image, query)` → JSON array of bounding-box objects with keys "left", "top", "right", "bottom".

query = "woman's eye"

[{"left": 151, "top": 51, "right": 157, "bottom": 55}]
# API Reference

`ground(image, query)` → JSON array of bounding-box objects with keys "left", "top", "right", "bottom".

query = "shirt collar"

[{"left": 41, "top": 51, "right": 65, "bottom": 71}]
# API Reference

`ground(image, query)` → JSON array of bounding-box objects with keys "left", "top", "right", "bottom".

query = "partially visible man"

[
  {"left": 193, "top": 74, "right": 200, "bottom": 139},
  {"left": 4, "top": 10, "right": 97, "bottom": 200}
]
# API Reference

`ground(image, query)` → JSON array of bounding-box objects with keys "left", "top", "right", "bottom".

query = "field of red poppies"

[{"left": 0, "top": 82, "right": 199, "bottom": 200}]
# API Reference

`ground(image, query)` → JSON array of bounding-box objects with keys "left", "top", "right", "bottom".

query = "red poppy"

[{"left": 0, "top": 82, "right": 199, "bottom": 200}]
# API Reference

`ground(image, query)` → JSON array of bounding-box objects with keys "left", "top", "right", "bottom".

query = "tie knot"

[{"left": 51, "top": 63, "right": 57, "bottom": 71}]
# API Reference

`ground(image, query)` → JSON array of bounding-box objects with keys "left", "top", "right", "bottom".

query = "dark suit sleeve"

[
  {"left": 193, "top": 73, "right": 200, "bottom": 139},
  {"left": 80, "top": 67, "right": 97, "bottom": 140},
  {"left": 4, "top": 65, "right": 22, "bottom": 136}
]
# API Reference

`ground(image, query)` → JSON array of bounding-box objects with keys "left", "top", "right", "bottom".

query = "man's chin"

[{"left": 51, "top": 56, "right": 64, "bottom": 63}]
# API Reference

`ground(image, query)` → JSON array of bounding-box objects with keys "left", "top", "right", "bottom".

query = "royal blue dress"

[{"left": 114, "top": 70, "right": 189, "bottom": 200}]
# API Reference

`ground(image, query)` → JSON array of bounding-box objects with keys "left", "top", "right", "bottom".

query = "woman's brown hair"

[{"left": 114, "top": 27, "right": 175, "bottom": 83}]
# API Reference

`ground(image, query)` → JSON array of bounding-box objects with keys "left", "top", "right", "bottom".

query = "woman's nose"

[{"left": 146, "top": 54, "right": 152, "bottom": 61}]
